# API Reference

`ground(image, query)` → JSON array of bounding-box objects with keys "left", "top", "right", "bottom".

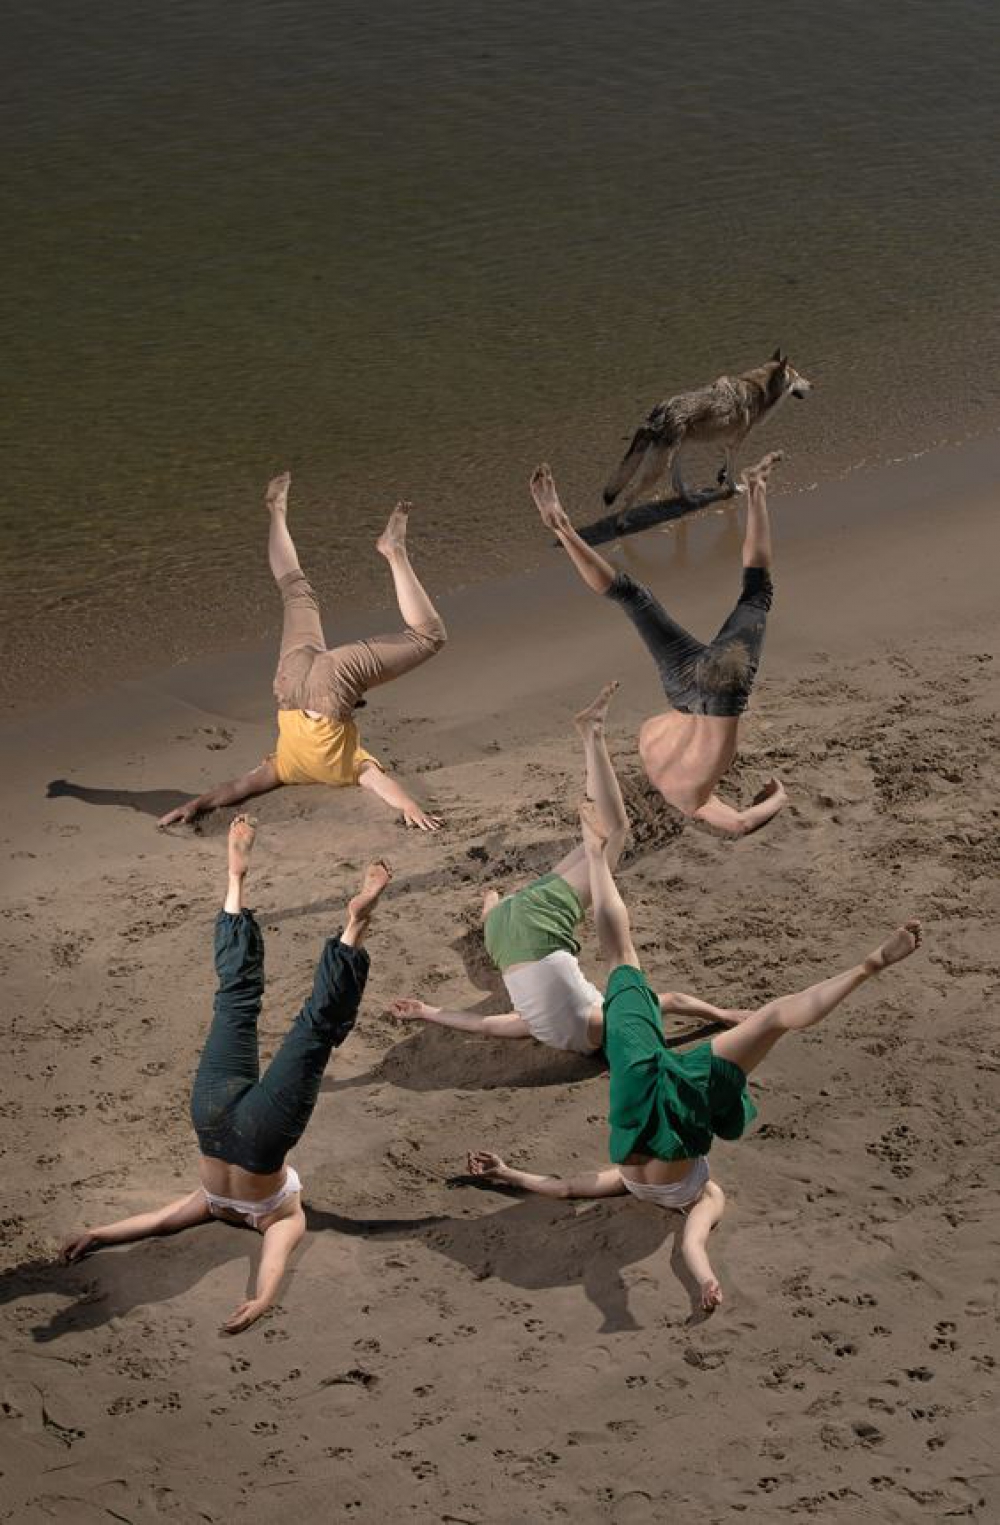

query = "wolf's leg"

[
  {"left": 670, "top": 448, "right": 693, "bottom": 504},
  {"left": 621, "top": 444, "right": 669, "bottom": 509}
]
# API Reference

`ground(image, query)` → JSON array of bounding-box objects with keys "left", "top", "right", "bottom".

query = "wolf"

[{"left": 603, "top": 350, "right": 812, "bottom": 508}]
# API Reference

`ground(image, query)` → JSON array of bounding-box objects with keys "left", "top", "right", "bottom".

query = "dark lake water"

[{"left": 4, "top": 0, "right": 1000, "bottom": 702}]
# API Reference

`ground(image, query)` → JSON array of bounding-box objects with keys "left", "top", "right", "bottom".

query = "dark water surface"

[{"left": 4, "top": 0, "right": 1000, "bottom": 704}]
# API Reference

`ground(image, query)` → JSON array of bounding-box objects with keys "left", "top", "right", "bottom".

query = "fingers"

[
  {"left": 222, "top": 1300, "right": 262, "bottom": 1335},
  {"left": 403, "top": 810, "right": 444, "bottom": 832}
]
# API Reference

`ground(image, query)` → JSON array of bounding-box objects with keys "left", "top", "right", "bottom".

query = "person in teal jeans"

[
  {"left": 61, "top": 817, "right": 392, "bottom": 1333},
  {"left": 470, "top": 800, "right": 923, "bottom": 1315}
]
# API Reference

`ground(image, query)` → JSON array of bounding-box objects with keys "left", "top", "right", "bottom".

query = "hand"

[
  {"left": 400, "top": 803, "right": 444, "bottom": 832},
  {"left": 389, "top": 998, "right": 438, "bottom": 1022},
  {"left": 222, "top": 1297, "right": 269, "bottom": 1335},
  {"left": 60, "top": 1231, "right": 101, "bottom": 1263},
  {"left": 467, "top": 1150, "right": 507, "bottom": 1180}
]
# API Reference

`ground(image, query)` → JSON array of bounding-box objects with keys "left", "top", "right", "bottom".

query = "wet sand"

[{"left": 1, "top": 439, "right": 999, "bottom": 1522}]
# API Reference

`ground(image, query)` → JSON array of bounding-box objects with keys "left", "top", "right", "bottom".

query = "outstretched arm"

[
  {"left": 60, "top": 1189, "right": 211, "bottom": 1261},
  {"left": 468, "top": 1150, "right": 626, "bottom": 1200},
  {"left": 390, "top": 999, "right": 530, "bottom": 1039},
  {"left": 680, "top": 1180, "right": 726, "bottom": 1312},
  {"left": 693, "top": 779, "right": 787, "bottom": 838},
  {"left": 223, "top": 1208, "right": 307, "bottom": 1334},
  {"left": 659, "top": 991, "right": 752, "bottom": 1028},
  {"left": 358, "top": 764, "right": 443, "bottom": 832},
  {"left": 158, "top": 760, "right": 282, "bottom": 828}
]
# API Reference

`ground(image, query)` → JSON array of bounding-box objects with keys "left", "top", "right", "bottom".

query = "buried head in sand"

[
  {"left": 59, "top": 816, "right": 391, "bottom": 1334},
  {"left": 468, "top": 801, "right": 922, "bottom": 1315},
  {"left": 389, "top": 681, "right": 749, "bottom": 1056},
  {"left": 157, "top": 473, "right": 447, "bottom": 835},
  {"left": 531, "top": 452, "right": 791, "bottom": 836}
]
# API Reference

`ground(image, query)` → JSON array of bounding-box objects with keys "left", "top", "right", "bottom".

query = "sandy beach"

[{"left": 2, "top": 438, "right": 999, "bottom": 1523}]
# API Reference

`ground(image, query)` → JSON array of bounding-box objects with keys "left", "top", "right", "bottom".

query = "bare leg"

[
  {"left": 530, "top": 464, "right": 616, "bottom": 595},
  {"left": 551, "top": 682, "right": 630, "bottom": 901},
  {"left": 224, "top": 815, "right": 257, "bottom": 913},
  {"left": 580, "top": 800, "right": 639, "bottom": 969},
  {"left": 266, "top": 472, "right": 301, "bottom": 583},
  {"left": 739, "top": 451, "right": 782, "bottom": 570},
  {"left": 376, "top": 502, "right": 443, "bottom": 630},
  {"left": 711, "top": 921, "right": 923, "bottom": 1075},
  {"left": 341, "top": 860, "right": 393, "bottom": 949}
]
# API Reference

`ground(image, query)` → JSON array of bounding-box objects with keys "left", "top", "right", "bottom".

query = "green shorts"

[
  {"left": 603, "top": 965, "right": 757, "bottom": 1163},
  {"left": 483, "top": 873, "right": 584, "bottom": 972}
]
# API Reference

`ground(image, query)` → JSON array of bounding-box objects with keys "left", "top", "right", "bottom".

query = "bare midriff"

[
  {"left": 198, "top": 1155, "right": 287, "bottom": 1202},
  {"left": 639, "top": 711, "right": 740, "bottom": 816},
  {"left": 620, "top": 1154, "right": 697, "bottom": 1184}
]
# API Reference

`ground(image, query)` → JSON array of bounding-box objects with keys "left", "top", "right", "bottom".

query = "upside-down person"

[
  {"left": 469, "top": 799, "right": 922, "bottom": 1313},
  {"left": 159, "top": 473, "right": 446, "bottom": 833},
  {"left": 61, "top": 817, "right": 391, "bottom": 1333}
]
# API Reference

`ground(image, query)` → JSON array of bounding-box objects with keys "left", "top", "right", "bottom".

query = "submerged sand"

[{"left": 1, "top": 440, "right": 999, "bottom": 1523}]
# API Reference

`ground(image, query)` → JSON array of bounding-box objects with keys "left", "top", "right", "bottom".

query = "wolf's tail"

[{"left": 603, "top": 402, "right": 678, "bottom": 506}]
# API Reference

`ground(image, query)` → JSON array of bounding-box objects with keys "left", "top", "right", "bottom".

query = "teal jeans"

[{"left": 189, "top": 910, "right": 368, "bottom": 1173}]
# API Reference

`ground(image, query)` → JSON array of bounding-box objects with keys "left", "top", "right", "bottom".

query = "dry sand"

[{"left": 2, "top": 440, "right": 999, "bottom": 1523}]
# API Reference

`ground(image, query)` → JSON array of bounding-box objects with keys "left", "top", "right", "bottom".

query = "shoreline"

[
  {"left": 1, "top": 423, "right": 1000, "bottom": 744},
  {"left": 3, "top": 422, "right": 1000, "bottom": 720}
]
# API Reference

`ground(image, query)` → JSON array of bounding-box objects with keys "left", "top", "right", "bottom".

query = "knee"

[{"left": 414, "top": 616, "right": 447, "bottom": 655}]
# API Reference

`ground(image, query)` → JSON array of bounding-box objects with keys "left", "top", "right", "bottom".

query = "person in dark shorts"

[
  {"left": 530, "top": 452, "right": 789, "bottom": 835},
  {"left": 469, "top": 800, "right": 923, "bottom": 1314},
  {"left": 60, "top": 816, "right": 391, "bottom": 1334},
  {"left": 159, "top": 474, "right": 447, "bottom": 832}
]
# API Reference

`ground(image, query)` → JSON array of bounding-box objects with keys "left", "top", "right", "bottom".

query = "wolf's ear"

[{"left": 772, "top": 348, "right": 786, "bottom": 366}]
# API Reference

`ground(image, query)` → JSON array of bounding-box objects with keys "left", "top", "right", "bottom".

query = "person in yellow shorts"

[{"left": 159, "top": 473, "right": 447, "bottom": 831}]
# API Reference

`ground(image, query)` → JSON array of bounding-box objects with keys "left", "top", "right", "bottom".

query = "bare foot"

[
  {"left": 482, "top": 888, "right": 501, "bottom": 920},
  {"left": 700, "top": 1276, "right": 723, "bottom": 1312},
  {"left": 579, "top": 798, "right": 610, "bottom": 854},
  {"left": 574, "top": 679, "right": 620, "bottom": 735},
  {"left": 741, "top": 451, "right": 784, "bottom": 495},
  {"left": 157, "top": 801, "right": 200, "bottom": 829},
  {"left": 376, "top": 502, "right": 411, "bottom": 559},
  {"left": 228, "top": 815, "right": 257, "bottom": 876},
  {"left": 266, "top": 472, "right": 291, "bottom": 514},
  {"left": 867, "top": 919, "right": 923, "bottom": 972},
  {"left": 348, "top": 859, "right": 393, "bottom": 922},
  {"left": 530, "top": 463, "right": 571, "bottom": 533}
]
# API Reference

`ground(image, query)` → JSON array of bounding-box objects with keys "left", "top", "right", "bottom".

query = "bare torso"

[
  {"left": 197, "top": 1155, "right": 301, "bottom": 1231},
  {"left": 619, "top": 1154, "right": 698, "bottom": 1185},
  {"left": 638, "top": 711, "right": 740, "bottom": 815}
]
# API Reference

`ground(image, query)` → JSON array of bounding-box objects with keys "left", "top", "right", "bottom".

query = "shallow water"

[{"left": 4, "top": 0, "right": 1000, "bottom": 703}]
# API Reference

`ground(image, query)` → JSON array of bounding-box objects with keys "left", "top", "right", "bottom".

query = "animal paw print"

[{"left": 930, "top": 1320, "right": 957, "bottom": 1352}]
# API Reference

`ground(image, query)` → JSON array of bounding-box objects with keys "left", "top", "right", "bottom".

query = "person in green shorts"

[
  {"left": 469, "top": 800, "right": 923, "bottom": 1314},
  {"left": 390, "top": 682, "right": 746, "bottom": 1054}
]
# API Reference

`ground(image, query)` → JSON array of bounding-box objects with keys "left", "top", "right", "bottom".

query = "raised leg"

[
  {"left": 551, "top": 682, "right": 629, "bottom": 903},
  {"left": 739, "top": 451, "right": 783, "bottom": 571},
  {"left": 710, "top": 921, "right": 922, "bottom": 1075},
  {"left": 189, "top": 818, "right": 265, "bottom": 1124},
  {"left": 580, "top": 800, "right": 640, "bottom": 970},
  {"left": 254, "top": 862, "right": 392, "bottom": 1153},
  {"left": 267, "top": 472, "right": 302, "bottom": 584},
  {"left": 531, "top": 463, "right": 617, "bottom": 595}
]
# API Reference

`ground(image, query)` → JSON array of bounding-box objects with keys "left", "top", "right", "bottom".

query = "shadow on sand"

[
  {"left": 0, "top": 1226, "right": 252, "bottom": 1343},
  {"left": 574, "top": 483, "right": 737, "bottom": 548},
  {"left": 307, "top": 1183, "right": 709, "bottom": 1331}
]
